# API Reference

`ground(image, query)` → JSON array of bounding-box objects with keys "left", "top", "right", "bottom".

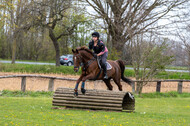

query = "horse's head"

[
  {"left": 72, "top": 49, "right": 81, "bottom": 72},
  {"left": 72, "top": 46, "right": 94, "bottom": 72}
]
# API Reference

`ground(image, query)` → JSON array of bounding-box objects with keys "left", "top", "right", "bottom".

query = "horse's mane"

[{"left": 77, "top": 46, "right": 93, "bottom": 55}]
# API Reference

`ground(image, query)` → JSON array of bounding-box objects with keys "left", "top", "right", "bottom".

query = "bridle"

[
  {"left": 74, "top": 53, "right": 96, "bottom": 74},
  {"left": 74, "top": 53, "right": 83, "bottom": 69}
]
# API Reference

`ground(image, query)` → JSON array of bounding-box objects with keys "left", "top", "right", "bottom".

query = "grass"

[
  {"left": 0, "top": 90, "right": 54, "bottom": 97},
  {"left": 166, "top": 66, "right": 189, "bottom": 70},
  {"left": 124, "top": 69, "right": 190, "bottom": 79},
  {"left": 135, "top": 91, "right": 190, "bottom": 98},
  {"left": 0, "top": 96, "right": 189, "bottom": 125},
  {"left": 1, "top": 59, "right": 188, "bottom": 71},
  {"left": 1, "top": 90, "right": 190, "bottom": 98},
  {"left": 125, "top": 65, "right": 189, "bottom": 70},
  {"left": 0, "top": 58, "right": 55, "bottom": 63},
  {"left": 0, "top": 63, "right": 190, "bottom": 79},
  {"left": 0, "top": 63, "right": 81, "bottom": 75},
  {"left": 154, "top": 71, "right": 190, "bottom": 80}
]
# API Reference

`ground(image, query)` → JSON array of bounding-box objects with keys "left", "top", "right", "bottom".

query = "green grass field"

[
  {"left": 0, "top": 59, "right": 55, "bottom": 63},
  {"left": 0, "top": 96, "right": 189, "bottom": 126}
]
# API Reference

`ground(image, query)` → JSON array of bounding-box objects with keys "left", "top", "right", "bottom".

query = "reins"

[{"left": 76, "top": 51, "right": 102, "bottom": 79}]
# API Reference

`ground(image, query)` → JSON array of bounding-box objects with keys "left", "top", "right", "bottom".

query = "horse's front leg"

[
  {"left": 74, "top": 74, "right": 84, "bottom": 96},
  {"left": 81, "top": 73, "right": 94, "bottom": 95}
]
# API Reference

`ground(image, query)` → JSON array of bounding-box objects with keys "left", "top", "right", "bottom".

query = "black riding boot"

[{"left": 102, "top": 63, "right": 108, "bottom": 79}]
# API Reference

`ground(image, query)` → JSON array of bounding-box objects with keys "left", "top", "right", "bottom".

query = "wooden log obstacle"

[{"left": 52, "top": 88, "right": 135, "bottom": 112}]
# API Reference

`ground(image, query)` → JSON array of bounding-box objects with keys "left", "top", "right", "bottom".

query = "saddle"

[
  {"left": 92, "top": 57, "right": 112, "bottom": 80},
  {"left": 97, "top": 57, "right": 112, "bottom": 70}
]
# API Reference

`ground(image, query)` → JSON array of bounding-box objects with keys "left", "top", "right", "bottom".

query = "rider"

[{"left": 89, "top": 32, "right": 108, "bottom": 79}]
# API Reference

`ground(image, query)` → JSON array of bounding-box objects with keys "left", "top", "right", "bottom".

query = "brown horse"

[{"left": 72, "top": 46, "right": 131, "bottom": 96}]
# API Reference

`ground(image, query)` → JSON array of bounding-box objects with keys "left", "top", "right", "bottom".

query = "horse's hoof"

[
  {"left": 81, "top": 88, "right": 86, "bottom": 95},
  {"left": 74, "top": 91, "right": 78, "bottom": 97}
]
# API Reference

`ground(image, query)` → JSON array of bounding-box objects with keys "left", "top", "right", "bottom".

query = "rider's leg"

[{"left": 101, "top": 52, "right": 108, "bottom": 79}]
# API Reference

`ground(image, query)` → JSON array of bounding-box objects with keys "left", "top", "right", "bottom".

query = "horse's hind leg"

[
  {"left": 113, "top": 77, "right": 122, "bottom": 91},
  {"left": 103, "top": 79, "right": 113, "bottom": 90}
]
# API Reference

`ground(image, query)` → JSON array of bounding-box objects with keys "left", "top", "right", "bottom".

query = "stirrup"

[{"left": 104, "top": 74, "right": 108, "bottom": 79}]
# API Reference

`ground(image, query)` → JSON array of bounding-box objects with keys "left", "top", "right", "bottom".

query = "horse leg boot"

[
  {"left": 81, "top": 81, "right": 86, "bottom": 95},
  {"left": 74, "top": 83, "right": 79, "bottom": 96},
  {"left": 102, "top": 63, "right": 108, "bottom": 79}
]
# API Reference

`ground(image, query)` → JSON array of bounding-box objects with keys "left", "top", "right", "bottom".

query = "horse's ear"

[
  {"left": 76, "top": 49, "right": 79, "bottom": 53},
  {"left": 72, "top": 49, "right": 75, "bottom": 53}
]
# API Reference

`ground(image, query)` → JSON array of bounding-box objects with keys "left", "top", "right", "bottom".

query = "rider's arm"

[{"left": 97, "top": 42, "right": 106, "bottom": 56}]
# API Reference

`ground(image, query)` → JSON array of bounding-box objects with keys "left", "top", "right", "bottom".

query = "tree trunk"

[
  {"left": 49, "top": 29, "right": 60, "bottom": 66},
  {"left": 10, "top": 0, "right": 15, "bottom": 64},
  {"left": 109, "top": 27, "right": 124, "bottom": 53},
  {"left": 136, "top": 81, "right": 143, "bottom": 94},
  {"left": 11, "top": 0, "right": 22, "bottom": 64},
  {"left": 11, "top": 32, "right": 17, "bottom": 64}
]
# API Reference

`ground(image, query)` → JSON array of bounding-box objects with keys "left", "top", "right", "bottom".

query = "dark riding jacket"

[{"left": 89, "top": 40, "right": 108, "bottom": 54}]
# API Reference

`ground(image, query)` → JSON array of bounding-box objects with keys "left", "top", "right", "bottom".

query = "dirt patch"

[{"left": 0, "top": 72, "right": 189, "bottom": 93}]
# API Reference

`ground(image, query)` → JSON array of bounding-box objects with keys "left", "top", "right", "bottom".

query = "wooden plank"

[
  {"left": 55, "top": 91, "right": 125, "bottom": 97},
  {"left": 53, "top": 94, "right": 123, "bottom": 101},
  {"left": 21, "top": 77, "right": 26, "bottom": 92},
  {"left": 52, "top": 100, "right": 122, "bottom": 107},
  {"left": 52, "top": 103, "right": 122, "bottom": 111},
  {"left": 53, "top": 97, "right": 122, "bottom": 104},
  {"left": 48, "top": 79, "right": 54, "bottom": 91},
  {"left": 55, "top": 92, "right": 125, "bottom": 98},
  {"left": 56, "top": 88, "right": 127, "bottom": 95},
  {"left": 178, "top": 81, "right": 183, "bottom": 94},
  {"left": 55, "top": 90, "right": 126, "bottom": 95},
  {"left": 156, "top": 81, "right": 161, "bottom": 92},
  {"left": 55, "top": 88, "right": 126, "bottom": 98}
]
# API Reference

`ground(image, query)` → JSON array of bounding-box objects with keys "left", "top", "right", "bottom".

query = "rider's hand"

[
  {"left": 93, "top": 53, "right": 97, "bottom": 58},
  {"left": 94, "top": 54, "right": 97, "bottom": 58}
]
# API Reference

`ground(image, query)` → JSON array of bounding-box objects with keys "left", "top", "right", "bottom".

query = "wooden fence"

[{"left": 0, "top": 75, "right": 190, "bottom": 93}]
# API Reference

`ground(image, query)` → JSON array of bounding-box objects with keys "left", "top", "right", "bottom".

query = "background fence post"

[
  {"left": 48, "top": 79, "right": 55, "bottom": 91},
  {"left": 21, "top": 76, "right": 26, "bottom": 92},
  {"left": 177, "top": 81, "right": 183, "bottom": 94},
  {"left": 132, "top": 81, "right": 135, "bottom": 93},
  {"left": 156, "top": 81, "right": 161, "bottom": 92}
]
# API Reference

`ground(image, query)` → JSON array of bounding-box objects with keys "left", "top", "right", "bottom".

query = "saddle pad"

[
  {"left": 97, "top": 59, "right": 112, "bottom": 70},
  {"left": 106, "top": 62, "right": 112, "bottom": 70}
]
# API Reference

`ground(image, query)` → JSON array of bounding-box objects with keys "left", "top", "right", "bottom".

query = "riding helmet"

[{"left": 92, "top": 32, "right": 100, "bottom": 38}]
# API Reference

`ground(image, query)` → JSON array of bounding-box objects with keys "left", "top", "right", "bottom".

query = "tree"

[
  {"left": 32, "top": 0, "right": 85, "bottom": 66},
  {"left": 84, "top": 0, "right": 188, "bottom": 54},
  {"left": 177, "top": 26, "right": 190, "bottom": 74},
  {"left": 174, "top": 1, "right": 190, "bottom": 74},
  {"left": 126, "top": 33, "right": 173, "bottom": 94}
]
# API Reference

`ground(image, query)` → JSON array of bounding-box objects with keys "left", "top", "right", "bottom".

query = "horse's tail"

[{"left": 116, "top": 60, "right": 132, "bottom": 86}]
